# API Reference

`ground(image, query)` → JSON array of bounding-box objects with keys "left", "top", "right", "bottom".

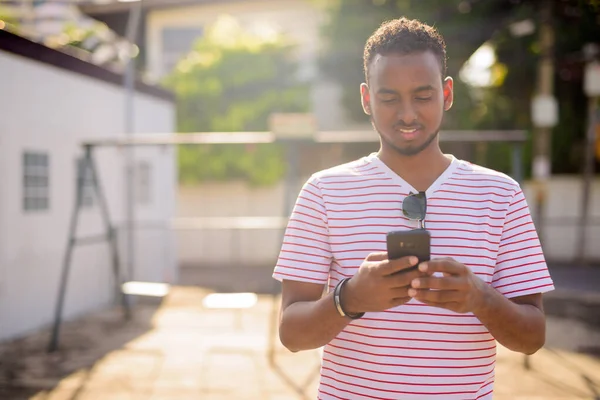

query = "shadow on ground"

[
  {"left": 0, "top": 301, "right": 160, "bottom": 400},
  {"left": 178, "top": 262, "right": 281, "bottom": 295},
  {"left": 1, "top": 263, "right": 599, "bottom": 400}
]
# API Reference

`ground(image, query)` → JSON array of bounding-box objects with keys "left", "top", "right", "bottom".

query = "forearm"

[
  {"left": 280, "top": 291, "right": 350, "bottom": 352},
  {"left": 474, "top": 285, "right": 546, "bottom": 355}
]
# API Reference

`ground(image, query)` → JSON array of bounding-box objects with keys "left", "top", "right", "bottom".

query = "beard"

[{"left": 371, "top": 116, "right": 442, "bottom": 157}]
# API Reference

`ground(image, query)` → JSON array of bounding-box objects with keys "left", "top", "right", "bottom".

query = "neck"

[{"left": 377, "top": 142, "right": 451, "bottom": 192}]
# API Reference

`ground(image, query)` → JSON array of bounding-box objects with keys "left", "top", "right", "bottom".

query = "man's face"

[{"left": 361, "top": 51, "right": 453, "bottom": 157}]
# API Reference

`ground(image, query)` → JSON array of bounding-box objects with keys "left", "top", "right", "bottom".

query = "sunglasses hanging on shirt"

[{"left": 402, "top": 191, "right": 427, "bottom": 229}]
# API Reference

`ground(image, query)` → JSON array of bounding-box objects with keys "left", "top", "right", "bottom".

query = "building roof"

[
  {"left": 79, "top": 0, "right": 242, "bottom": 16},
  {"left": 0, "top": 28, "right": 173, "bottom": 102}
]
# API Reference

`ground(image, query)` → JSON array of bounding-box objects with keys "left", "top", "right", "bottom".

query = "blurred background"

[{"left": 0, "top": 0, "right": 599, "bottom": 399}]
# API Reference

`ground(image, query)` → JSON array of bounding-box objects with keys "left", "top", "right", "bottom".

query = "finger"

[
  {"left": 418, "top": 259, "right": 465, "bottom": 276},
  {"left": 381, "top": 256, "right": 419, "bottom": 276},
  {"left": 391, "top": 286, "right": 411, "bottom": 298},
  {"left": 389, "top": 295, "right": 412, "bottom": 308},
  {"left": 389, "top": 268, "right": 423, "bottom": 287},
  {"left": 417, "top": 300, "right": 463, "bottom": 312},
  {"left": 366, "top": 252, "right": 388, "bottom": 262},
  {"left": 408, "top": 288, "right": 462, "bottom": 303},
  {"left": 410, "top": 276, "right": 466, "bottom": 291}
]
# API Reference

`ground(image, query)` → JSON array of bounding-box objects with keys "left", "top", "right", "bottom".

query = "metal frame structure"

[{"left": 47, "top": 129, "right": 527, "bottom": 397}]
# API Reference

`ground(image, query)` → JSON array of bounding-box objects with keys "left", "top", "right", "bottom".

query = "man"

[{"left": 272, "top": 17, "right": 554, "bottom": 399}]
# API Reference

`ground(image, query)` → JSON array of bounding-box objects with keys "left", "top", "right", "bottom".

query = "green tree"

[
  {"left": 471, "top": 1, "right": 600, "bottom": 176},
  {"left": 0, "top": 4, "right": 19, "bottom": 27},
  {"left": 316, "top": 0, "right": 509, "bottom": 128},
  {"left": 317, "top": 0, "right": 600, "bottom": 177},
  {"left": 163, "top": 15, "right": 310, "bottom": 186}
]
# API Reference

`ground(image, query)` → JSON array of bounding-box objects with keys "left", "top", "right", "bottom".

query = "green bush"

[{"left": 163, "top": 16, "right": 310, "bottom": 186}]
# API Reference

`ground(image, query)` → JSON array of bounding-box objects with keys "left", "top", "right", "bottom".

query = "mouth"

[{"left": 395, "top": 127, "right": 422, "bottom": 140}]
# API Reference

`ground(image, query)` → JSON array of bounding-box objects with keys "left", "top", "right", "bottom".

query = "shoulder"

[
  {"left": 453, "top": 159, "right": 521, "bottom": 196},
  {"left": 307, "top": 154, "right": 380, "bottom": 187}
]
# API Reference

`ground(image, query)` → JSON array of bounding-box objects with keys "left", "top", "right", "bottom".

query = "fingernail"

[
  {"left": 409, "top": 256, "right": 418, "bottom": 265},
  {"left": 418, "top": 263, "right": 428, "bottom": 272},
  {"left": 411, "top": 279, "right": 420, "bottom": 288},
  {"left": 408, "top": 289, "right": 417, "bottom": 297}
]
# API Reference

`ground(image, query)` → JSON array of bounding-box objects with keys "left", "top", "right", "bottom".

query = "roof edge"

[{"left": 0, "top": 28, "right": 174, "bottom": 103}]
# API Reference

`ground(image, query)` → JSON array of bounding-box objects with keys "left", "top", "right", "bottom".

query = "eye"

[
  {"left": 380, "top": 98, "right": 397, "bottom": 103},
  {"left": 416, "top": 97, "right": 432, "bottom": 102}
]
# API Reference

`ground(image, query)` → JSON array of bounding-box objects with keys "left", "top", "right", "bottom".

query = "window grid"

[{"left": 23, "top": 152, "right": 50, "bottom": 211}]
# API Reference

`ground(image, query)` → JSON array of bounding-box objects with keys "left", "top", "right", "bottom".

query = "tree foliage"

[
  {"left": 0, "top": 4, "right": 19, "bottom": 26},
  {"left": 317, "top": 0, "right": 600, "bottom": 176},
  {"left": 163, "top": 16, "right": 310, "bottom": 185},
  {"left": 317, "top": 0, "right": 508, "bottom": 127}
]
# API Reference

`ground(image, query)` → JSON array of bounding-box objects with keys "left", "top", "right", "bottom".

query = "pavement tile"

[{"left": 1, "top": 285, "right": 599, "bottom": 400}]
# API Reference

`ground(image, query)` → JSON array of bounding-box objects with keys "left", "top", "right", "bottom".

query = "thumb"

[{"left": 365, "top": 252, "right": 387, "bottom": 262}]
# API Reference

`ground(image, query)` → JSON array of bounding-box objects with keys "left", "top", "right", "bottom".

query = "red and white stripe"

[{"left": 273, "top": 154, "right": 554, "bottom": 399}]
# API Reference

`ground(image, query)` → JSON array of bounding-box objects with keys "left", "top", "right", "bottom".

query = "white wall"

[
  {"left": 0, "top": 50, "right": 176, "bottom": 341},
  {"left": 145, "top": 0, "right": 348, "bottom": 130},
  {"left": 522, "top": 176, "right": 600, "bottom": 262},
  {"left": 176, "top": 176, "right": 600, "bottom": 271},
  {"left": 176, "top": 180, "right": 303, "bottom": 268}
]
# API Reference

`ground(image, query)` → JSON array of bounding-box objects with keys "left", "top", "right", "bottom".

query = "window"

[
  {"left": 136, "top": 161, "right": 152, "bottom": 205},
  {"left": 76, "top": 157, "right": 95, "bottom": 207},
  {"left": 23, "top": 151, "right": 50, "bottom": 211},
  {"left": 161, "top": 27, "right": 204, "bottom": 74}
]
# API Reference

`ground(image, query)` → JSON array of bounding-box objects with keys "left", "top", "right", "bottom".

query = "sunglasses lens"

[{"left": 402, "top": 193, "right": 426, "bottom": 220}]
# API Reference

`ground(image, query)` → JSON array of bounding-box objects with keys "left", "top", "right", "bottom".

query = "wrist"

[
  {"left": 340, "top": 277, "right": 362, "bottom": 315},
  {"left": 333, "top": 278, "right": 364, "bottom": 319},
  {"left": 472, "top": 279, "right": 493, "bottom": 316}
]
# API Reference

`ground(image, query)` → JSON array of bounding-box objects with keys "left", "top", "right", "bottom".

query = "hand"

[
  {"left": 342, "top": 252, "right": 423, "bottom": 314},
  {"left": 407, "top": 258, "right": 488, "bottom": 314}
]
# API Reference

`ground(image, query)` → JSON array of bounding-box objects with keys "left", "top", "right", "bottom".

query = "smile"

[{"left": 395, "top": 127, "right": 422, "bottom": 140}]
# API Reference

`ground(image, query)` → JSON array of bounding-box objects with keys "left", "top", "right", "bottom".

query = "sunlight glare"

[
  {"left": 459, "top": 43, "right": 497, "bottom": 87},
  {"left": 202, "top": 292, "right": 258, "bottom": 309},
  {"left": 122, "top": 281, "right": 170, "bottom": 297}
]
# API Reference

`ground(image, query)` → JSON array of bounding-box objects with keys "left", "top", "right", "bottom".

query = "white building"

[{"left": 0, "top": 28, "right": 177, "bottom": 342}]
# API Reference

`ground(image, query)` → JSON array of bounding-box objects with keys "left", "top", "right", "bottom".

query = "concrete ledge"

[{"left": 543, "top": 289, "right": 600, "bottom": 327}]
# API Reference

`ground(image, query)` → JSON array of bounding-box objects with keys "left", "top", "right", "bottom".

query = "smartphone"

[{"left": 386, "top": 229, "right": 431, "bottom": 266}]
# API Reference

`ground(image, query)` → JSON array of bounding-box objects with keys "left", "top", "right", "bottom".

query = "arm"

[
  {"left": 410, "top": 187, "right": 553, "bottom": 354},
  {"left": 274, "top": 176, "right": 344, "bottom": 352},
  {"left": 274, "top": 176, "right": 422, "bottom": 352},
  {"left": 279, "top": 280, "right": 350, "bottom": 352},
  {"left": 474, "top": 289, "right": 545, "bottom": 354},
  {"left": 476, "top": 188, "right": 552, "bottom": 354},
  {"left": 279, "top": 253, "right": 422, "bottom": 352},
  {"left": 408, "top": 261, "right": 546, "bottom": 354}
]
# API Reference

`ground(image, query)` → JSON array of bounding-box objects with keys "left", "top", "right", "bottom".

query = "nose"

[{"left": 396, "top": 102, "right": 418, "bottom": 126}]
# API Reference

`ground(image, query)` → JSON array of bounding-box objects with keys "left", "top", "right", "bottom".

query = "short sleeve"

[
  {"left": 491, "top": 188, "right": 555, "bottom": 298},
  {"left": 272, "top": 175, "right": 332, "bottom": 285}
]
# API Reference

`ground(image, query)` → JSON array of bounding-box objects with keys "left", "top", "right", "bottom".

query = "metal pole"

[
  {"left": 576, "top": 97, "right": 598, "bottom": 265},
  {"left": 511, "top": 142, "right": 524, "bottom": 184},
  {"left": 531, "top": 0, "right": 555, "bottom": 247},
  {"left": 86, "top": 146, "right": 131, "bottom": 320},
  {"left": 123, "top": 1, "right": 143, "bottom": 286},
  {"left": 48, "top": 150, "right": 85, "bottom": 352},
  {"left": 268, "top": 140, "right": 299, "bottom": 364}
]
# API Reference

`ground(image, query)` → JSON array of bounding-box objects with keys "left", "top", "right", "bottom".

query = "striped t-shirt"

[{"left": 273, "top": 153, "right": 554, "bottom": 400}]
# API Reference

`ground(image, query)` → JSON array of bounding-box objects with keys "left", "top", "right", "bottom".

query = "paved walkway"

[{"left": 1, "top": 285, "right": 599, "bottom": 400}]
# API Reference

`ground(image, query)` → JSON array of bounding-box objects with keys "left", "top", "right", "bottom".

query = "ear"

[
  {"left": 360, "top": 83, "right": 371, "bottom": 115},
  {"left": 443, "top": 77, "right": 454, "bottom": 111}
]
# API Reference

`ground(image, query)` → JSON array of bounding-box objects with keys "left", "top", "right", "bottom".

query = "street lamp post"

[
  {"left": 530, "top": 0, "right": 557, "bottom": 248},
  {"left": 577, "top": 44, "right": 600, "bottom": 265}
]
